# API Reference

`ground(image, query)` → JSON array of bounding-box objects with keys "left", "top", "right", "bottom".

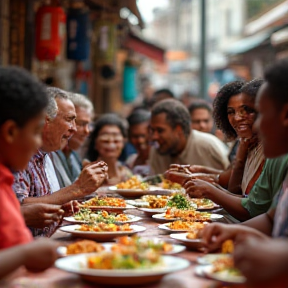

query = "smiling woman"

[{"left": 86, "top": 113, "right": 132, "bottom": 185}]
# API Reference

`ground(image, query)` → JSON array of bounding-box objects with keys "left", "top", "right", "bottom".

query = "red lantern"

[{"left": 35, "top": 6, "right": 66, "bottom": 61}]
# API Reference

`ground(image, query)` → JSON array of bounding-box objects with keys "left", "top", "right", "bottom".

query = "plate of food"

[
  {"left": 111, "top": 236, "right": 186, "bottom": 255},
  {"left": 153, "top": 210, "right": 223, "bottom": 223},
  {"left": 138, "top": 207, "right": 166, "bottom": 216},
  {"left": 64, "top": 209, "right": 142, "bottom": 224},
  {"left": 110, "top": 176, "right": 178, "bottom": 198},
  {"left": 197, "top": 257, "right": 246, "bottom": 284},
  {"left": 80, "top": 196, "right": 135, "bottom": 212},
  {"left": 170, "top": 232, "right": 205, "bottom": 249},
  {"left": 55, "top": 252, "right": 190, "bottom": 285},
  {"left": 197, "top": 253, "right": 231, "bottom": 265},
  {"left": 190, "top": 198, "right": 220, "bottom": 211},
  {"left": 158, "top": 221, "right": 208, "bottom": 233},
  {"left": 60, "top": 224, "right": 146, "bottom": 241},
  {"left": 57, "top": 240, "right": 108, "bottom": 256}
]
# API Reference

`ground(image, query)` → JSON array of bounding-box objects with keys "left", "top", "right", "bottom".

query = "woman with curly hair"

[
  {"left": 214, "top": 79, "right": 265, "bottom": 195},
  {"left": 166, "top": 79, "right": 288, "bottom": 221},
  {"left": 86, "top": 113, "right": 132, "bottom": 185}
]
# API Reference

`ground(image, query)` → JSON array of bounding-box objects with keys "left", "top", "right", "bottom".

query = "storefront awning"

[
  {"left": 225, "top": 26, "right": 287, "bottom": 55},
  {"left": 271, "top": 27, "right": 288, "bottom": 46},
  {"left": 124, "top": 32, "right": 166, "bottom": 63}
]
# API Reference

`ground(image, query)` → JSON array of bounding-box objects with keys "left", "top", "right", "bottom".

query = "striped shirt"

[{"left": 13, "top": 150, "right": 59, "bottom": 237}]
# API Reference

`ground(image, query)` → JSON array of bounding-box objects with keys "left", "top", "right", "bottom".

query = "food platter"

[
  {"left": 103, "top": 242, "right": 186, "bottom": 255},
  {"left": 152, "top": 213, "right": 223, "bottom": 223},
  {"left": 195, "top": 264, "right": 246, "bottom": 284},
  {"left": 63, "top": 215, "right": 142, "bottom": 224},
  {"left": 59, "top": 224, "right": 146, "bottom": 241},
  {"left": 79, "top": 204, "right": 136, "bottom": 212},
  {"left": 55, "top": 253, "right": 190, "bottom": 285},
  {"left": 158, "top": 223, "right": 191, "bottom": 233},
  {"left": 197, "top": 253, "right": 230, "bottom": 265},
  {"left": 138, "top": 207, "right": 166, "bottom": 216},
  {"left": 170, "top": 233, "right": 205, "bottom": 249},
  {"left": 109, "top": 185, "right": 175, "bottom": 198}
]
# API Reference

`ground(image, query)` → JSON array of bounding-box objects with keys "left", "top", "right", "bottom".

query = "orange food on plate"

[
  {"left": 66, "top": 240, "right": 104, "bottom": 255},
  {"left": 116, "top": 176, "right": 149, "bottom": 190},
  {"left": 77, "top": 222, "right": 132, "bottom": 232},
  {"left": 83, "top": 196, "right": 126, "bottom": 207},
  {"left": 165, "top": 207, "right": 211, "bottom": 222},
  {"left": 169, "top": 220, "right": 206, "bottom": 231}
]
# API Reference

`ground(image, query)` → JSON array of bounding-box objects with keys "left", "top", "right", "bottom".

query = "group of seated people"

[{"left": 1, "top": 58, "right": 288, "bottom": 284}]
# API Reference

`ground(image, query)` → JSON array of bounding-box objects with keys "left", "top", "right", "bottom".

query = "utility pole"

[{"left": 199, "top": 0, "right": 207, "bottom": 99}]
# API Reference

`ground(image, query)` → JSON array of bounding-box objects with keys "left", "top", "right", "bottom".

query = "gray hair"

[
  {"left": 68, "top": 93, "right": 94, "bottom": 117},
  {"left": 46, "top": 87, "right": 69, "bottom": 119}
]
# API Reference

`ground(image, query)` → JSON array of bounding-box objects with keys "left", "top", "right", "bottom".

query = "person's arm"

[
  {"left": 188, "top": 165, "right": 223, "bottom": 175},
  {"left": 183, "top": 179, "right": 250, "bottom": 221},
  {"left": 22, "top": 161, "right": 108, "bottom": 205},
  {"left": 228, "top": 138, "right": 250, "bottom": 195},
  {"left": 0, "top": 238, "right": 58, "bottom": 279},
  {"left": 233, "top": 235, "right": 288, "bottom": 283},
  {"left": 200, "top": 222, "right": 267, "bottom": 252},
  {"left": 240, "top": 208, "right": 275, "bottom": 236},
  {"left": 21, "top": 203, "right": 64, "bottom": 228}
]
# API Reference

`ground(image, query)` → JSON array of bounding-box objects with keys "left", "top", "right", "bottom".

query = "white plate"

[
  {"left": 126, "top": 199, "right": 149, "bottom": 207},
  {"left": 197, "top": 253, "right": 230, "bottom": 265},
  {"left": 57, "top": 242, "right": 113, "bottom": 257},
  {"left": 138, "top": 207, "right": 166, "bottom": 216},
  {"left": 158, "top": 223, "right": 187, "bottom": 233},
  {"left": 170, "top": 233, "right": 205, "bottom": 249},
  {"left": 195, "top": 264, "right": 246, "bottom": 284},
  {"left": 109, "top": 185, "right": 175, "bottom": 198},
  {"left": 104, "top": 242, "right": 186, "bottom": 255},
  {"left": 55, "top": 253, "right": 190, "bottom": 285},
  {"left": 59, "top": 224, "right": 146, "bottom": 241},
  {"left": 57, "top": 241, "right": 185, "bottom": 257},
  {"left": 79, "top": 204, "right": 136, "bottom": 212},
  {"left": 63, "top": 215, "right": 142, "bottom": 224},
  {"left": 152, "top": 213, "right": 223, "bottom": 222}
]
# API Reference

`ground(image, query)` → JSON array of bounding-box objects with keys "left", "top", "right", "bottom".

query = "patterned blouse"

[{"left": 13, "top": 150, "right": 57, "bottom": 237}]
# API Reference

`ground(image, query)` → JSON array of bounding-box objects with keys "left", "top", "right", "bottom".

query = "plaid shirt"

[{"left": 13, "top": 150, "right": 56, "bottom": 237}]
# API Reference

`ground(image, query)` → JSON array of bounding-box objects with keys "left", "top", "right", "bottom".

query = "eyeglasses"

[{"left": 97, "top": 133, "right": 124, "bottom": 143}]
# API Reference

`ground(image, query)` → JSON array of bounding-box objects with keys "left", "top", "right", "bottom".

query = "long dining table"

[{"left": 1, "top": 197, "right": 287, "bottom": 288}]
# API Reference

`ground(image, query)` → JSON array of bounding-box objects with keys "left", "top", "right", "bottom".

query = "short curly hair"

[
  {"left": 0, "top": 66, "right": 48, "bottom": 127},
  {"left": 213, "top": 79, "right": 264, "bottom": 140},
  {"left": 213, "top": 80, "right": 245, "bottom": 140},
  {"left": 151, "top": 99, "right": 191, "bottom": 137}
]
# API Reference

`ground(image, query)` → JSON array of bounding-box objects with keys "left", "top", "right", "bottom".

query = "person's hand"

[
  {"left": 82, "top": 158, "right": 91, "bottom": 168},
  {"left": 168, "top": 164, "right": 192, "bottom": 175},
  {"left": 183, "top": 178, "right": 218, "bottom": 198},
  {"left": 61, "top": 200, "right": 80, "bottom": 217},
  {"left": 21, "top": 203, "right": 64, "bottom": 228},
  {"left": 199, "top": 223, "right": 240, "bottom": 252},
  {"left": 190, "top": 173, "right": 216, "bottom": 183},
  {"left": 233, "top": 234, "right": 288, "bottom": 283},
  {"left": 164, "top": 170, "right": 192, "bottom": 186},
  {"left": 200, "top": 223, "right": 266, "bottom": 252},
  {"left": 188, "top": 165, "right": 208, "bottom": 174},
  {"left": 23, "top": 238, "right": 59, "bottom": 273},
  {"left": 74, "top": 161, "right": 108, "bottom": 196}
]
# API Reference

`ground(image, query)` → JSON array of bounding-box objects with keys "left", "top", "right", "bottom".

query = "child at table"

[
  {"left": 0, "top": 66, "right": 58, "bottom": 278},
  {"left": 200, "top": 59, "right": 288, "bottom": 284}
]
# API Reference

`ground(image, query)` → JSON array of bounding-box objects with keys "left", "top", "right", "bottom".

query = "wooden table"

[{"left": 1, "top": 207, "right": 285, "bottom": 288}]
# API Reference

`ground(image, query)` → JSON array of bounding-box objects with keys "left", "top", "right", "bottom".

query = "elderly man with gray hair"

[
  {"left": 51, "top": 93, "right": 94, "bottom": 186},
  {"left": 13, "top": 87, "right": 108, "bottom": 237}
]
